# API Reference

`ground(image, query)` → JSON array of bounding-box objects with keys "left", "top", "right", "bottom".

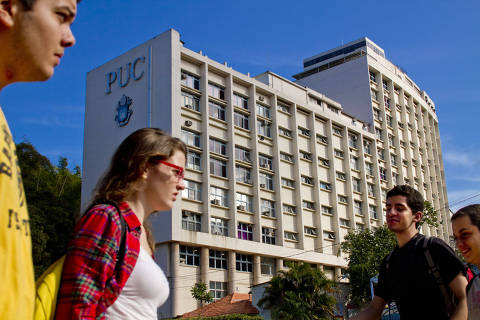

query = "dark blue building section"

[{"left": 304, "top": 41, "right": 367, "bottom": 68}]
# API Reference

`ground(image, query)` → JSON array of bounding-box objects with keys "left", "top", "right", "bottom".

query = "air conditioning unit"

[
  {"left": 262, "top": 210, "right": 271, "bottom": 217},
  {"left": 185, "top": 120, "right": 193, "bottom": 127},
  {"left": 259, "top": 95, "right": 265, "bottom": 102},
  {"left": 237, "top": 205, "right": 245, "bottom": 211},
  {"left": 322, "top": 160, "right": 329, "bottom": 166},
  {"left": 211, "top": 199, "right": 220, "bottom": 205},
  {"left": 260, "top": 183, "right": 266, "bottom": 188},
  {"left": 311, "top": 230, "right": 318, "bottom": 236},
  {"left": 328, "top": 233, "right": 336, "bottom": 240},
  {"left": 212, "top": 226, "right": 222, "bottom": 235}
]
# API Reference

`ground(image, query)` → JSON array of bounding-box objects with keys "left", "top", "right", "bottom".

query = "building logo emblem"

[{"left": 115, "top": 94, "right": 133, "bottom": 127}]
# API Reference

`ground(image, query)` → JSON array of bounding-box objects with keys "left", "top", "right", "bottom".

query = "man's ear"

[
  {"left": 413, "top": 211, "right": 423, "bottom": 224},
  {"left": 0, "top": 0, "right": 15, "bottom": 29}
]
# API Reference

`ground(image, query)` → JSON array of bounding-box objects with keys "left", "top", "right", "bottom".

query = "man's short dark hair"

[
  {"left": 387, "top": 185, "right": 424, "bottom": 213},
  {"left": 451, "top": 204, "right": 480, "bottom": 230},
  {"left": 19, "top": 0, "right": 81, "bottom": 10}
]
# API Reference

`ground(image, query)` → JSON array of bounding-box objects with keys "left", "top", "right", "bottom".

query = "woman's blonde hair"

[{"left": 91, "top": 127, "right": 187, "bottom": 251}]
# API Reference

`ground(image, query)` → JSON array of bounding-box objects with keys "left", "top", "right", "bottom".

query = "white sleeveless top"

[{"left": 105, "top": 247, "right": 170, "bottom": 319}]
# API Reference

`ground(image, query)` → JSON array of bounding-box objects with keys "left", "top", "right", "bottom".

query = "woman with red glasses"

[{"left": 56, "top": 128, "right": 186, "bottom": 319}]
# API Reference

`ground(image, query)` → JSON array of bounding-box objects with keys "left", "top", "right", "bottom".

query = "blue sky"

[{"left": 1, "top": 0, "right": 479, "bottom": 210}]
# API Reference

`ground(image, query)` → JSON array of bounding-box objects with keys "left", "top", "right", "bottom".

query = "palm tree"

[{"left": 258, "top": 262, "right": 336, "bottom": 320}]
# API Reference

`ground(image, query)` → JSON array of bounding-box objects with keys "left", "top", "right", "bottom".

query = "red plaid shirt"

[{"left": 55, "top": 202, "right": 141, "bottom": 319}]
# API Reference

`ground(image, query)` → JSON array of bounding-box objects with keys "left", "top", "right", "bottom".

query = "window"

[
  {"left": 321, "top": 206, "right": 333, "bottom": 215},
  {"left": 400, "top": 140, "right": 406, "bottom": 148},
  {"left": 209, "top": 101, "right": 225, "bottom": 121},
  {"left": 261, "top": 199, "right": 275, "bottom": 218},
  {"left": 284, "top": 231, "right": 298, "bottom": 241},
  {"left": 234, "top": 111, "right": 249, "bottom": 130},
  {"left": 354, "top": 200, "right": 363, "bottom": 216},
  {"left": 386, "top": 114, "right": 393, "bottom": 127},
  {"left": 304, "top": 226, "right": 318, "bottom": 236},
  {"left": 280, "top": 152, "right": 293, "bottom": 163},
  {"left": 180, "top": 245, "right": 200, "bottom": 266},
  {"left": 391, "top": 154, "right": 397, "bottom": 166},
  {"left": 257, "top": 104, "right": 271, "bottom": 119},
  {"left": 393, "top": 173, "right": 398, "bottom": 185},
  {"left": 209, "top": 138, "right": 227, "bottom": 156},
  {"left": 278, "top": 103, "right": 291, "bottom": 114},
  {"left": 279, "top": 127, "right": 292, "bottom": 138},
  {"left": 338, "top": 195, "right": 348, "bottom": 204},
  {"left": 233, "top": 93, "right": 248, "bottom": 109},
  {"left": 369, "top": 205, "right": 378, "bottom": 219},
  {"left": 235, "top": 146, "right": 251, "bottom": 163},
  {"left": 367, "top": 183, "right": 375, "bottom": 197},
  {"left": 261, "top": 257, "right": 276, "bottom": 275},
  {"left": 211, "top": 217, "right": 228, "bottom": 236},
  {"left": 281, "top": 178, "right": 295, "bottom": 188},
  {"left": 356, "top": 223, "right": 365, "bottom": 231},
  {"left": 317, "top": 134, "right": 328, "bottom": 144},
  {"left": 210, "top": 157, "right": 227, "bottom": 178},
  {"left": 375, "top": 127, "right": 383, "bottom": 140},
  {"left": 319, "top": 181, "right": 332, "bottom": 191},
  {"left": 208, "top": 83, "right": 225, "bottom": 100},
  {"left": 332, "top": 126, "right": 343, "bottom": 136},
  {"left": 334, "top": 149, "right": 344, "bottom": 158},
  {"left": 209, "top": 250, "right": 227, "bottom": 269},
  {"left": 300, "top": 151, "right": 312, "bottom": 161},
  {"left": 365, "top": 162, "right": 374, "bottom": 176},
  {"left": 377, "top": 148, "right": 385, "bottom": 161},
  {"left": 181, "top": 92, "right": 200, "bottom": 111},
  {"left": 388, "top": 134, "right": 395, "bottom": 146},
  {"left": 384, "top": 96, "right": 391, "bottom": 109},
  {"left": 181, "top": 129, "right": 200, "bottom": 148},
  {"left": 182, "top": 211, "right": 201, "bottom": 231},
  {"left": 210, "top": 186, "right": 228, "bottom": 207},
  {"left": 259, "top": 154, "right": 273, "bottom": 170},
  {"left": 371, "top": 89, "right": 378, "bottom": 101},
  {"left": 319, "top": 157, "right": 329, "bottom": 167},
  {"left": 352, "top": 178, "right": 361, "bottom": 193},
  {"left": 187, "top": 151, "right": 201, "bottom": 171},
  {"left": 350, "top": 155, "right": 359, "bottom": 170},
  {"left": 298, "top": 126, "right": 311, "bottom": 137},
  {"left": 369, "top": 71, "right": 376, "bottom": 83},
  {"left": 237, "top": 222, "right": 253, "bottom": 241},
  {"left": 259, "top": 172, "right": 274, "bottom": 190},
  {"left": 257, "top": 119, "right": 272, "bottom": 138},
  {"left": 210, "top": 281, "right": 227, "bottom": 301},
  {"left": 302, "top": 200, "right": 315, "bottom": 210},
  {"left": 336, "top": 171, "right": 346, "bottom": 180},
  {"left": 236, "top": 165, "right": 252, "bottom": 184},
  {"left": 283, "top": 204, "right": 296, "bottom": 214},
  {"left": 327, "top": 104, "right": 339, "bottom": 114},
  {"left": 181, "top": 71, "right": 199, "bottom": 90},
  {"left": 301, "top": 175, "right": 313, "bottom": 185},
  {"left": 373, "top": 108, "right": 382, "bottom": 121},
  {"left": 262, "top": 227, "right": 276, "bottom": 245},
  {"left": 363, "top": 140, "right": 372, "bottom": 154},
  {"left": 382, "top": 80, "right": 388, "bottom": 91},
  {"left": 236, "top": 192, "right": 253, "bottom": 212},
  {"left": 323, "top": 231, "right": 335, "bottom": 240},
  {"left": 379, "top": 167, "right": 387, "bottom": 181},
  {"left": 339, "top": 219, "right": 350, "bottom": 228},
  {"left": 236, "top": 254, "right": 253, "bottom": 272},
  {"left": 349, "top": 134, "right": 358, "bottom": 149},
  {"left": 183, "top": 180, "right": 202, "bottom": 201}
]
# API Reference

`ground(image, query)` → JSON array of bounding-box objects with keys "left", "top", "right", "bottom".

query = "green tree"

[
  {"left": 16, "top": 142, "right": 81, "bottom": 278},
  {"left": 419, "top": 200, "right": 441, "bottom": 229},
  {"left": 258, "top": 262, "right": 336, "bottom": 320},
  {"left": 191, "top": 282, "right": 213, "bottom": 305},
  {"left": 340, "top": 226, "right": 396, "bottom": 307}
]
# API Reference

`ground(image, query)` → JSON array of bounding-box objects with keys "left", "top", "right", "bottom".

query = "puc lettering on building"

[{"left": 105, "top": 56, "right": 146, "bottom": 94}]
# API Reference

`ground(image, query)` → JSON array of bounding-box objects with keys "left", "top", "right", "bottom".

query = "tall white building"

[{"left": 83, "top": 30, "right": 449, "bottom": 318}]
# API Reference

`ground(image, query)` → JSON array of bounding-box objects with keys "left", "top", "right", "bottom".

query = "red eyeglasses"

[{"left": 156, "top": 160, "right": 185, "bottom": 182}]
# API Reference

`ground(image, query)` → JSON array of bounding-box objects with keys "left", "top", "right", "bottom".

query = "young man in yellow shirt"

[{"left": 0, "top": 0, "right": 77, "bottom": 318}]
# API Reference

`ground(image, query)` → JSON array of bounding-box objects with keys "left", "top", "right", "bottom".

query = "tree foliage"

[
  {"left": 419, "top": 200, "right": 441, "bottom": 229},
  {"left": 258, "top": 262, "right": 336, "bottom": 320},
  {"left": 16, "top": 142, "right": 81, "bottom": 278},
  {"left": 340, "top": 226, "right": 396, "bottom": 307},
  {"left": 191, "top": 282, "right": 213, "bottom": 305}
]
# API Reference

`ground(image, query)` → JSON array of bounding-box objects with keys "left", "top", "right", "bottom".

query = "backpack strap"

[
  {"left": 88, "top": 200, "right": 127, "bottom": 272},
  {"left": 423, "top": 236, "right": 455, "bottom": 315},
  {"left": 467, "top": 274, "right": 478, "bottom": 294}
]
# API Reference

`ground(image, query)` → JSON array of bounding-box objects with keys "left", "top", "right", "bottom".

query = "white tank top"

[{"left": 105, "top": 247, "right": 170, "bottom": 319}]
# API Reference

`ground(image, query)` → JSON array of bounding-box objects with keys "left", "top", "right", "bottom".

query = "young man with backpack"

[
  {"left": 352, "top": 185, "right": 468, "bottom": 320},
  {"left": 452, "top": 204, "right": 480, "bottom": 319},
  {"left": 0, "top": 0, "right": 77, "bottom": 319}
]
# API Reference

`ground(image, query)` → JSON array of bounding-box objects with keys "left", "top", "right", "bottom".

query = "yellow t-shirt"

[{"left": 0, "top": 107, "right": 34, "bottom": 319}]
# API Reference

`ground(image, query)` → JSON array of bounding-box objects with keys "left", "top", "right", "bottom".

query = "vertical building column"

[
  {"left": 276, "top": 258, "right": 284, "bottom": 272},
  {"left": 201, "top": 247, "right": 209, "bottom": 285},
  {"left": 334, "top": 266, "right": 342, "bottom": 283},
  {"left": 228, "top": 251, "right": 236, "bottom": 294},
  {"left": 171, "top": 242, "right": 180, "bottom": 317},
  {"left": 253, "top": 255, "right": 261, "bottom": 285}
]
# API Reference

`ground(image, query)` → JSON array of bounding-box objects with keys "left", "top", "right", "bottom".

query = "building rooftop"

[{"left": 181, "top": 293, "right": 259, "bottom": 318}]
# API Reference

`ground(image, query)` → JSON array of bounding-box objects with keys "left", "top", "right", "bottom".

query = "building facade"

[{"left": 83, "top": 30, "right": 449, "bottom": 318}]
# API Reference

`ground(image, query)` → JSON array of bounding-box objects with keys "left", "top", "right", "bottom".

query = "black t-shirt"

[{"left": 375, "top": 233, "right": 466, "bottom": 320}]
